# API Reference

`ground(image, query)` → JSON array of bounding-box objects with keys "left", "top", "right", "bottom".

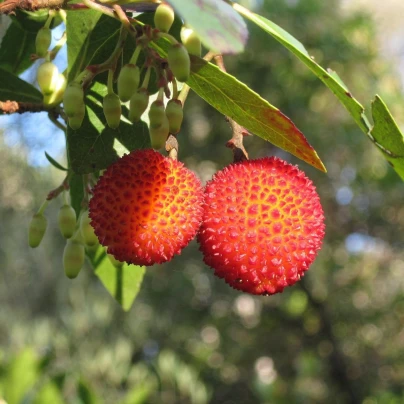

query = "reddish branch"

[
  {"left": 0, "top": 100, "right": 47, "bottom": 114},
  {"left": 0, "top": 0, "right": 68, "bottom": 13},
  {"left": 213, "top": 54, "right": 249, "bottom": 163}
]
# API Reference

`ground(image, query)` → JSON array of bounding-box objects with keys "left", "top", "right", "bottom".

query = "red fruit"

[
  {"left": 89, "top": 149, "right": 204, "bottom": 266},
  {"left": 198, "top": 157, "right": 325, "bottom": 295}
]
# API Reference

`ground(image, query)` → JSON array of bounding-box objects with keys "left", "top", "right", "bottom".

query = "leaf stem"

[
  {"left": 107, "top": 69, "right": 114, "bottom": 94},
  {"left": 141, "top": 66, "right": 151, "bottom": 89},
  {"left": 129, "top": 45, "right": 142, "bottom": 65}
]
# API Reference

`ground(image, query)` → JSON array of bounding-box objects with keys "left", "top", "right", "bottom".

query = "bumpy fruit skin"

[
  {"left": 58, "top": 204, "right": 77, "bottom": 239},
  {"left": 28, "top": 213, "right": 47, "bottom": 248},
  {"left": 118, "top": 64, "right": 140, "bottom": 102},
  {"left": 80, "top": 210, "right": 99, "bottom": 247},
  {"left": 103, "top": 93, "right": 122, "bottom": 129},
  {"left": 198, "top": 157, "right": 325, "bottom": 295},
  {"left": 37, "top": 62, "right": 59, "bottom": 95},
  {"left": 89, "top": 149, "right": 204, "bottom": 266},
  {"left": 35, "top": 27, "right": 52, "bottom": 57},
  {"left": 129, "top": 89, "right": 149, "bottom": 123},
  {"left": 167, "top": 44, "right": 190, "bottom": 82},
  {"left": 63, "top": 240, "right": 85, "bottom": 279},
  {"left": 165, "top": 99, "right": 183, "bottom": 134},
  {"left": 180, "top": 27, "right": 201, "bottom": 57},
  {"left": 154, "top": 3, "right": 175, "bottom": 32}
]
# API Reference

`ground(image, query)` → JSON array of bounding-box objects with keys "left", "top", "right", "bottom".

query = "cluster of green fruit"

[
  {"left": 28, "top": 199, "right": 103, "bottom": 279},
  {"left": 35, "top": 3, "right": 201, "bottom": 150}
]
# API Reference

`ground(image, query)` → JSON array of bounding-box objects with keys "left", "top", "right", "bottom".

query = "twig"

[
  {"left": 46, "top": 174, "right": 71, "bottom": 200},
  {"left": 0, "top": 100, "right": 50, "bottom": 114},
  {"left": 213, "top": 54, "right": 249, "bottom": 162},
  {"left": 0, "top": 0, "right": 68, "bottom": 14}
]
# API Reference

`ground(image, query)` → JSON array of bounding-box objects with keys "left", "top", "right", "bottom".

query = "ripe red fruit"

[
  {"left": 89, "top": 149, "right": 204, "bottom": 266},
  {"left": 198, "top": 157, "right": 325, "bottom": 295}
]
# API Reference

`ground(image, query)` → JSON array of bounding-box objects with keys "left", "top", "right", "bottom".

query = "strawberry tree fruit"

[
  {"left": 43, "top": 73, "right": 67, "bottom": 106},
  {"left": 103, "top": 93, "right": 122, "bottom": 129},
  {"left": 89, "top": 149, "right": 204, "bottom": 266},
  {"left": 63, "top": 240, "right": 85, "bottom": 279},
  {"left": 37, "top": 61, "right": 59, "bottom": 95},
  {"left": 165, "top": 99, "right": 183, "bottom": 134},
  {"left": 154, "top": 3, "right": 175, "bottom": 33},
  {"left": 35, "top": 27, "right": 52, "bottom": 58},
  {"left": 148, "top": 100, "right": 166, "bottom": 128},
  {"left": 167, "top": 43, "right": 191, "bottom": 82},
  {"left": 198, "top": 157, "right": 325, "bottom": 295},
  {"left": 63, "top": 83, "right": 84, "bottom": 118},
  {"left": 129, "top": 89, "right": 149, "bottom": 123},
  {"left": 28, "top": 213, "right": 47, "bottom": 248},
  {"left": 68, "top": 103, "right": 85, "bottom": 130},
  {"left": 58, "top": 204, "right": 77, "bottom": 239},
  {"left": 117, "top": 64, "right": 140, "bottom": 102},
  {"left": 80, "top": 210, "right": 99, "bottom": 247},
  {"left": 180, "top": 27, "right": 201, "bottom": 57}
]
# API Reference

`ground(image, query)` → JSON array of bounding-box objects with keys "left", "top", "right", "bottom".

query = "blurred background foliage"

[{"left": 1, "top": 0, "right": 404, "bottom": 403}]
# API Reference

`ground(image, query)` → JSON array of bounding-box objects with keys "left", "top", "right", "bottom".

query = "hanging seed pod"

[
  {"left": 63, "top": 240, "right": 85, "bottom": 279},
  {"left": 28, "top": 213, "right": 47, "bottom": 248},
  {"left": 37, "top": 61, "right": 59, "bottom": 95},
  {"left": 149, "top": 115, "right": 169, "bottom": 150},
  {"left": 35, "top": 27, "right": 52, "bottom": 58},
  {"left": 154, "top": 3, "right": 175, "bottom": 33},
  {"left": 167, "top": 44, "right": 190, "bottom": 82},
  {"left": 180, "top": 27, "right": 201, "bottom": 57},
  {"left": 80, "top": 210, "right": 99, "bottom": 247},
  {"left": 129, "top": 89, "right": 149, "bottom": 123},
  {"left": 103, "top": 93, "right": 122, "bottom": 129},
  {"left": 165, "top": 99, "right": 183, "bottom": 134},
  {"left": 68, "top": 102, "right": 85, "bottom": 130},
  {"left": 63, "top": 83, "right": 84, "bottom": 117},
  {"left": 58, "top": 204, "right": 77, "bottom": 239},
  {"left": 117, "top": 64, "right": 140, "bottom": 102},
  {"left": 148, "top": 100, "right": 166, "bottom": 128},
  {"left": 43, "top": 73, "right": 67, "bottom": 106}
]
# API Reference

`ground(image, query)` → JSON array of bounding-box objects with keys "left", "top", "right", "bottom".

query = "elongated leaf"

[
  {"left": 45, "top": 152, "right": 68, "bottom": 171},
  {"left": 0, "top": 21, "right": 36, "bottom": 74},
  {"left": 370, "top": 96, "right": 404, "bottom": 179},
  {"left": 167, "top": 0, "right": 248, "bottom": 54},
  {"left": 69, "top": 174, "right": 84, "bottom": 218},
  {"left": 87, "top": 246, "right": 146, "bottom": 311},
  {"left": 233, "top": 4, "right": 371, "bottom": 135},
  {"left": 0, "top": 68, "right": 42, "bottom": 103}
]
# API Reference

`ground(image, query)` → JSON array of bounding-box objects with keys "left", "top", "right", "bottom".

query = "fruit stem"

[
  {"left": 141, "top": 66, "right": 152, "bottom": 89},
  {"left": 44, "top": 12, "right": 54, "bottom": 29},
  {"left": 157, "top": 87, "right": 164, "bottom": 102},
  {"left": 156, "top": 31, "right": 178, "bottom": 45},
  {"left": 37, "top": 200, "right": 50, "bottom": 215},
  {"left": 129, "top": 45, "right": 142, "bottom": 65},
  {"left": 63, "top": 190, "right": 68, "bottom": 205},
  {"left": 172, "top": 78, "right": 178, "bottom": 100},
  {"left": 107, "top": 68, "right": 114, "bottom": 95}
]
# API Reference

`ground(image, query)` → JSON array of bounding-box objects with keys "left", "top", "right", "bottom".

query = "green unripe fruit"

[
  {"left": 117, "top": 64, "right": 140, "bottom": 102},
  {"left": 148, "top": 100, "right": 165, "bottom": 128},
  {"left": 129, "top": 89, "right": 149, "bottom": 123},
  {"left": 103, "top": 93, "right": 122, "bottom": 129},
  {"left": 165, "top": 99, "right": 183, "bottom": 134},
  {"left": 167, "top": 43, "right": 190, "bottom": 82},
  {"left": 108, "top": 253, "right": 124, "bottom": 268},
  {"left": 58, "top": 204, "right": 77, "bottom": 239},
  {"left": 63, "top": 83, "right": 84, "bottom": 118},
  {"left": 35, "top": 27, "right": 52, "bottom": 57},
  {"left": 43, "top": 73, "right": 66, "bottom": 106},
  {"left": 68, "top": 102, "right": 85, "bottom": 130},
  {"left": 37, "top": 61, "right": 59, "bottom": 95},
  {"left": 149, "top": 115, "right": 169, "bottom": 150},
  {"left": 63, "top": 240, "right": 85, "bottom": 279},
  {"left": 180, "top": 27, "right": 201, "bottom": 57},
  {"left": 80, "top": 210, "right": 98, "bottom": 247},
  {"left": 154, "top": 3, "right": 175, "bottom": 33},
  {"left": 28, "top": 213, "right": 47, "bottom": 248}
]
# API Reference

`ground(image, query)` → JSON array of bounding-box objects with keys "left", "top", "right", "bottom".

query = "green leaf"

[
  {"left": 45, "top": 152, "right": 68, "bottom": 171},
  {"left": 0, "top": 68, "right": 42, "bottom": 104},
  {"left": 87, "top": 246, "right": 146, "bottom": 311},
  {"left": 167, "top": 0, "right": 248, "bottom": 54},
  {"left": 77, "top": 378, "right": 100, "bottom": 404},
  {"left": 188, "top": 57, "right": 325, "bottom": 171},
  {"left": 69, "top": 174, "right": 84, "bottom": 218},
  {"left": 0, "top": 21, "right": 36, "bottom": 74},
  {"left": 4, "top": 348, "right": 39, "bottom": 404},
  {"left": 33, "top": 381, "right": 64, "bottom": 404},
  {"left": 370, "top": 96, "right": 404, "bottom": 180},
  {"left": 233, "top": 4, "right": 371, "bottom": 134},
  {"left": 67, "top": 82, "right": 150, "bottom": 174}
]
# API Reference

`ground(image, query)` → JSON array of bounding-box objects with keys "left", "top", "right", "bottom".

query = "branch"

[
  {"left": 0, "top": 100, "right": 49, "bottom": 114},
  {"left": 213, "top": 54, "right": 249, "bottom": 163},
  {"left": 0, "top": 0, "right": 68, "bottom": 14}
]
